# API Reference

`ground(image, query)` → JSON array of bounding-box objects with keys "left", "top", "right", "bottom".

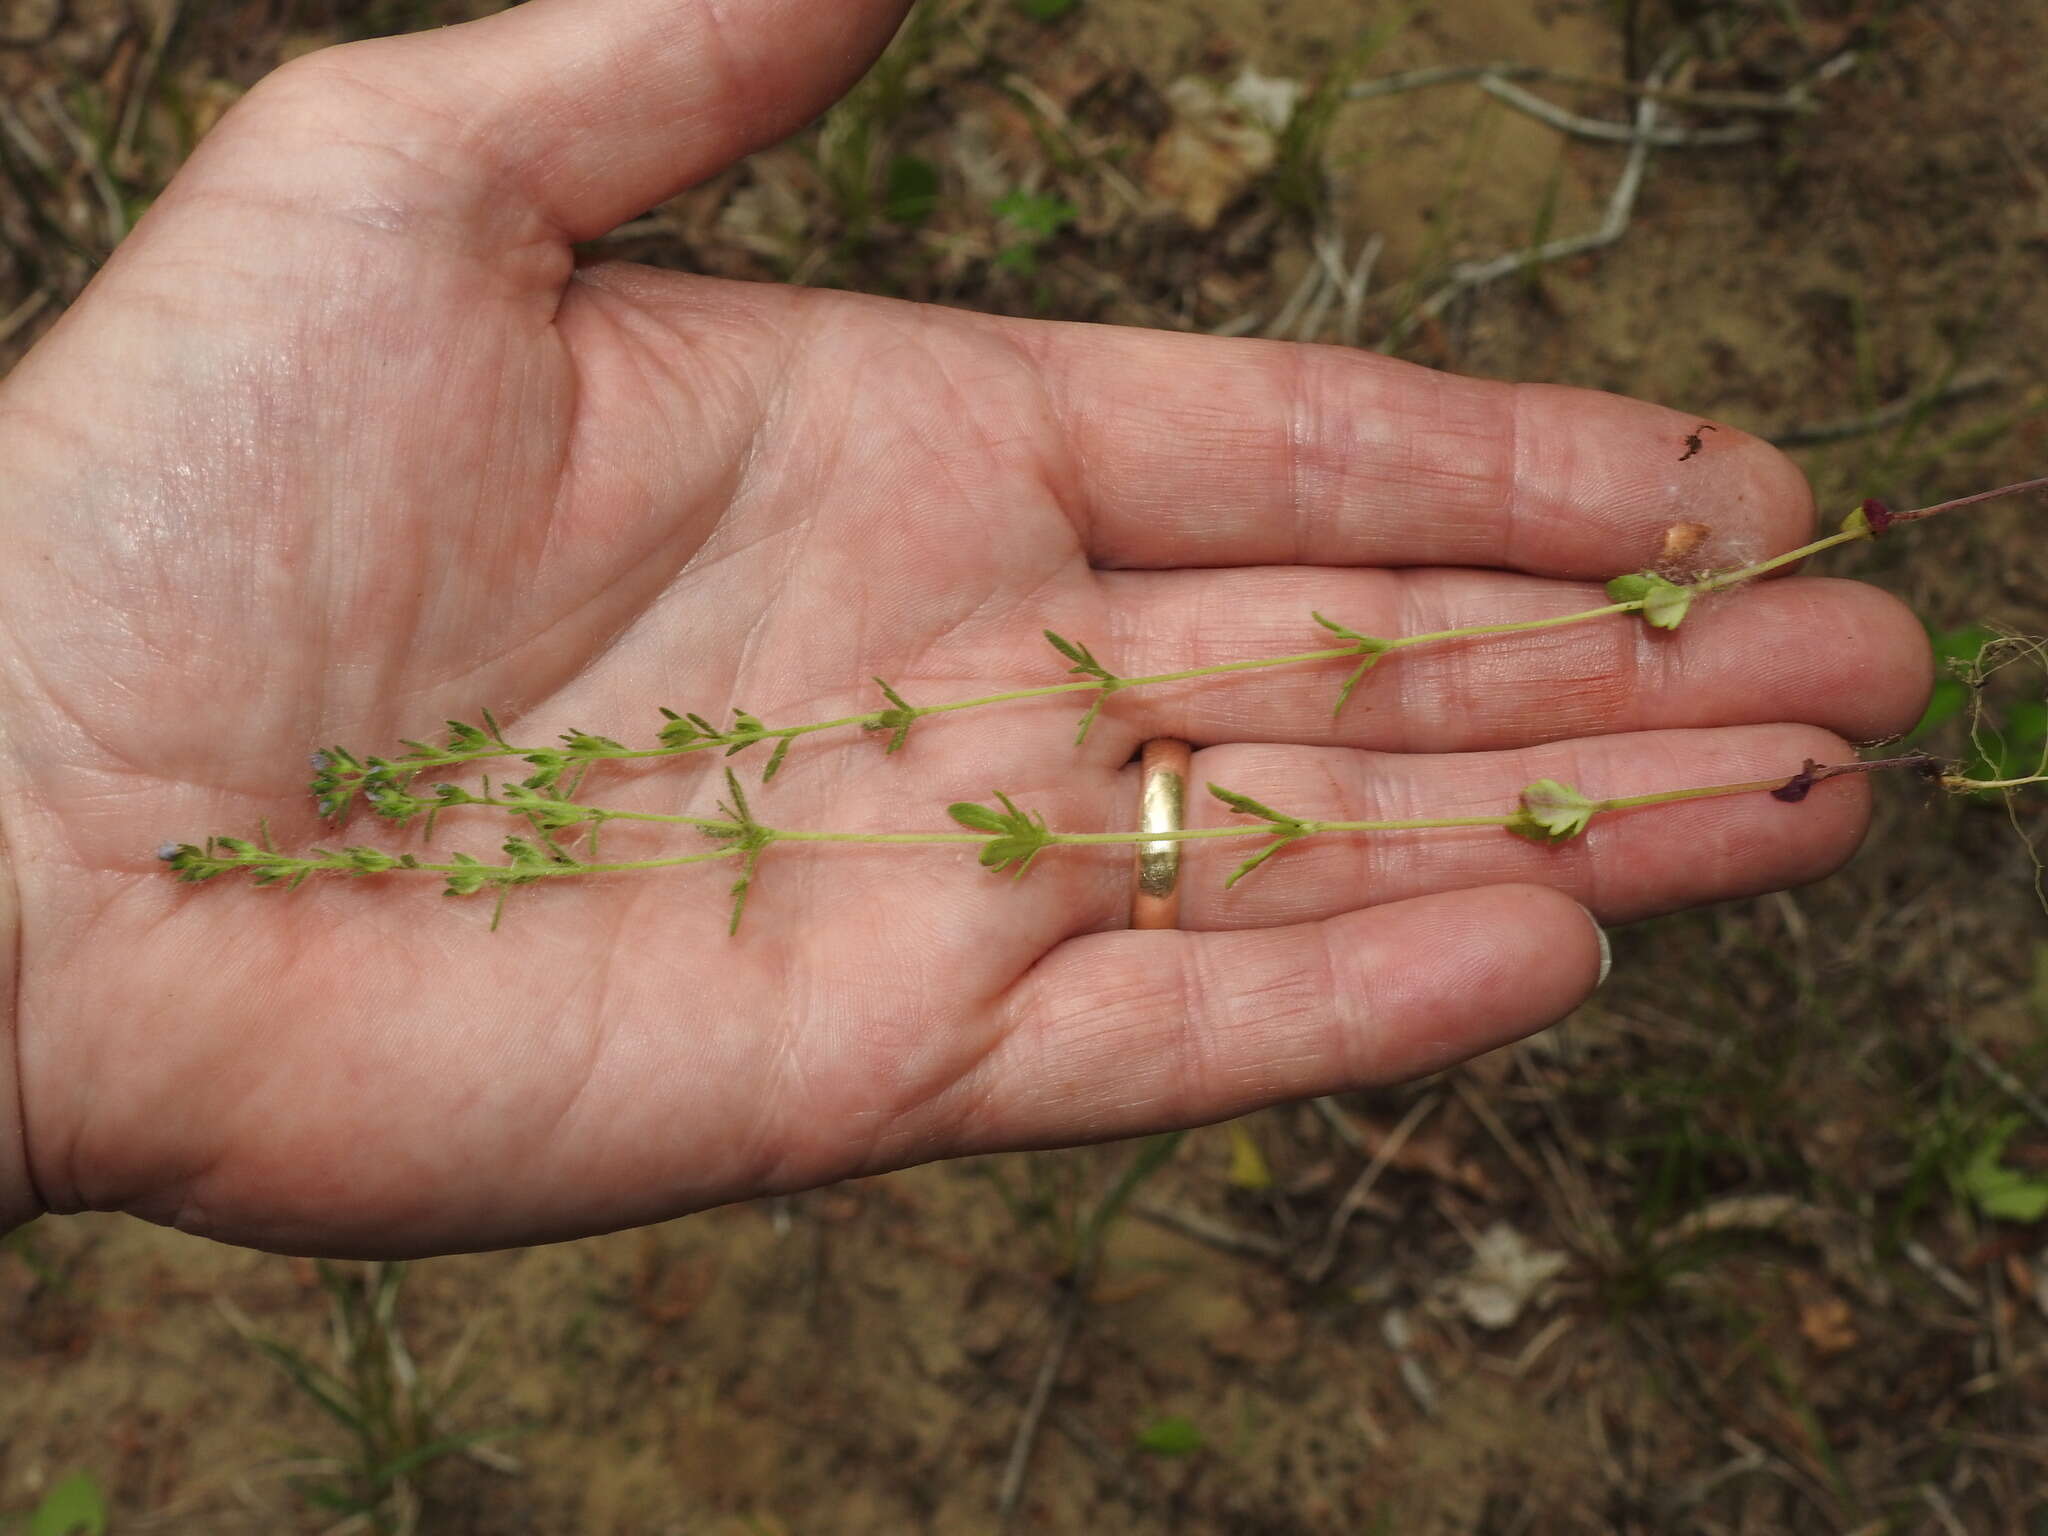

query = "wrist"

[{"left": 0, "top": 793, "right": 38, "bottom": 1236}]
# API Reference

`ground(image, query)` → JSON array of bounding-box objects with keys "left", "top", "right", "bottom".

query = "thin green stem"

[
  {"left": 499, "top": 851, "right": 742, "bottom": 877},
  {"left": 320, "top": 528, "right": 1878, "bottom": 806},
  {"left": 1948, "top": 774, "right": 2048, "bottom": 793},
  {"left": 1597, "top": 776, "right": 1791, "bottom": 810},
  {"left": 314, "top": 476, "right": 2048, "bottom": 808},
  {"left": 448, "top": 770, "right": 1834, "bottom": 855},
  {"left": 1382, "top": 600, "right": 1639, "bottom": 650},
  {"left": 1691, "top": 526, "right": 1866, "bottom": 591}
]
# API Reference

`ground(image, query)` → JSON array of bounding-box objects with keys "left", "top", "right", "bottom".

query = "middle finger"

[{"left": 1074, "top": 564, "right": 1928, "bottom": 754}]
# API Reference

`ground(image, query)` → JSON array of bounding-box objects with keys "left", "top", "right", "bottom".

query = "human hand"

[{"left": 0, "top": 0, "right": 1929, "bottom": 1255}]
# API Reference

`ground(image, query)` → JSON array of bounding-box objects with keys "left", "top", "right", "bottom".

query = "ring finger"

[{"left": 1072, "top": 722, "right": 1876, "bottom": 931}]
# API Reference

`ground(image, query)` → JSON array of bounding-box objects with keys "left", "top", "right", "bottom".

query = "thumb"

[{"left": 245, "top": 0, "right": 915, "bottom": 244}]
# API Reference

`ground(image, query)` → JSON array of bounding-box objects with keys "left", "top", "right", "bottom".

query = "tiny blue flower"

[
  {"left": 155, "top": 843, "right": 182, "bottom": 862},
  {"left": 308, "top": 751, "right": 331, "bottom": 772}
]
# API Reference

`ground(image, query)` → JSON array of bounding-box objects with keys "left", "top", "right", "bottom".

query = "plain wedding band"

[{"left": 1130, "top": 738, "right": 1192, "bottom": 930}]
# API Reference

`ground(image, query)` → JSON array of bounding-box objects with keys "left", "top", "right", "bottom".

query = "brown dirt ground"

[{"left": 6, "top": 0, "right": 2048, "bottom": 1531}]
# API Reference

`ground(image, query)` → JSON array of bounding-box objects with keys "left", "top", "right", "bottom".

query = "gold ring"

[{"left": 1131, "top": 739, "right": 1191, "bottom": 929}]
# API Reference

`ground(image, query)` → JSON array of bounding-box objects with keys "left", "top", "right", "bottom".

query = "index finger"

[{"left": 1018, "top": 323, "right": 1815, "bottom": 578}]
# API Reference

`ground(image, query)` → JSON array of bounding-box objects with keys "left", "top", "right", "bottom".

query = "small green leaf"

[
  {"left": 443, "top": 852, "right": 491, "bottom": 897},
  {"left": 868, "top": 677, "right": 920, "bottom": 753},
  {"left": 1960, "top": 1119, "right": 2048, "bottom": 1223},
  {"left": 31, "top": 1471, "right": 108, "bottom": 1536},
  {"left": 1606, "top": 571, "right": 1692, "bottom": 629},
  {"left": 1044, "top": 629, "right": 1113, "bottom": 681},
  {"left": 1506, "top": 779, "right": 1597, "bottom": 844},
  {"left": 1310, "top": 611, "right": 1386, "bottom": 649},
  {"left": 948, "top": 802, "right": 1008, "bottom": 833},
  {"left": 1605, "top": 573, "right": 1654, "bottom": 603},
  {"left": 762, "top": 736, "right": 792, "bottom": 782},
  {"left": 1223, "top": 836, "right": 1295, "bottom": 889},
  {"left": 1208, "top": 784, "right": 1305, "bottom": 830},
  {"left": 995, "top": 189, "right": 1078, "bottom": 240},
  {"left": 1332, "top": 654, "right": 1379, "bottom": 716},
  {"left": 727, "top": 855, "right": 759, "bottom": 936},
  {"left": 521, "top": 749, "right": 566, "bottom": 789},
  {"left": 657, "top": 708, "right": 704, "bottom": 749},
  {"left": 950, "top": 792, "right": 1052, "bottom": 877},
  {"left": 721, "top": 766, "right": 755, "bottom": 828},
  {"left": 1311, "top": 612, "right": 1392, "bottom": 713},
  {"left": 1134, "top": 1415, "right": 1204, "bottom": 1457},
  {"left": 1073, "top": 690, "right": 1106, "bottom": 746},
  {"left": 1642, "top": 585, "right": 1692, "bottom": 630}
]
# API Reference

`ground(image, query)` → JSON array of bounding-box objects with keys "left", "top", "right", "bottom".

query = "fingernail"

[{"left": 1580, "top": 904, "right": 1612, "bottom": 987}]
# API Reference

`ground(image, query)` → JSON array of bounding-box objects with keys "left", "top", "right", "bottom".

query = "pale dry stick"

[
  {"left": 1379, "top": 1308, "right": 1438, "bottom": 1415},
  {"left": 0, "top": 92, "right": 57, "bottom": 179},
  {"left": 1388, "top": 59, "right": 1665, "bottom": 348},
  {"left": 1337, "top": 231, "right": 1384, "bottom": 349},
  {"left": 35, "top": 81, "right": 126, "bottom": 250},
  {"left": 1952, "top": 1032, "right": 2048, "bottom": 1135},
  {"left": 1514, "top": 1046, "right": 1603, "bottom": 1183},
  {"left": 1291, "top": 224, "right": 1347, "bottom": 343},
  {"left": 995, "top": 1290, "right": 1082, "bottom": 1531},
  {"left": 113, "top": 0, "right": 184, "bottom": 179},
  {"left": 1302, "top": 1091, "right": 1440, "bottom": 1284},
  {"left": 1310, "top": 1095, "right": 1371, "bottom": 1156},
  {"left": 1714, "top": 1431, "right": 1849, "bottom": 1531},
  {"left": 1453, "top": 1074, "right": 1619, "bottom": 1268},
  {"left": 1901, "top": 1239, "right": 1978, "bottom": 1309},
  {"left": 1509, "top": 1313, "right": 1573, "bottom": 1380},
  {"left": 1258, "top": 241, "right": 1331, "bottom": 340},
  {"left": 1131, "top": 1200, "right": 1289, "bottom": 1261},
  {"left": 1663, "top": 1442, "right": 1770, "bottom": 1517},
  {"left": 1001, "top": 71, "right": 1148, "bottom": 214},
  {"left": 1918, "top": 1481, "right": 1972, "bottom": 1536},
  {"left": 1300, "top": 224, "right": 1381, "bottom": 346},
  {"left": 1770, "top": 369, "right": 2010, "bottom": 448},
  {"left": 1476, "top": 71, "right": 1761, "bottom": 146},
  {"left": 0, "top": 287, "right": 51, "bottom": 347},
  {"left": 978, "top": 1366, "right": 1137, "bottom": 1500},
  {"left": 1346, "top": 59, "right": 1825, "bottom": 117}
]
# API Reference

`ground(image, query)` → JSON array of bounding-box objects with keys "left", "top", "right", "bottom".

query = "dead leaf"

[
  {"left": 1223, "top": 1120, "right": 1272, "bottom": 1190},
  {"left": 1798, "top": 1294, "right": 1857, "bottom": 1356},
  {"left": 1435, "top": 1221, "right": 1569, "bottom": 1331},
  {"left": 1142, "top": 69, "right": 1300, "bottom": 230},
  {"left": 714, "top": 149, "right": 816, "bottom": 264}
]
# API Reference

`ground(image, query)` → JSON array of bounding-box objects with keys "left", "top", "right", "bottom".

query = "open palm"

[{"left": 0, "top": 0, "right": 1928, "bottom": 1256}]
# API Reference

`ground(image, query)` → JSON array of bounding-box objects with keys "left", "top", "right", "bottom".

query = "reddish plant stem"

[
  {"left": 1892, "top": 475, "right": 2048, "bottom": 525},
  {"left": 1771, "top": 753, "right": 1945, "bottom": 803}
]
